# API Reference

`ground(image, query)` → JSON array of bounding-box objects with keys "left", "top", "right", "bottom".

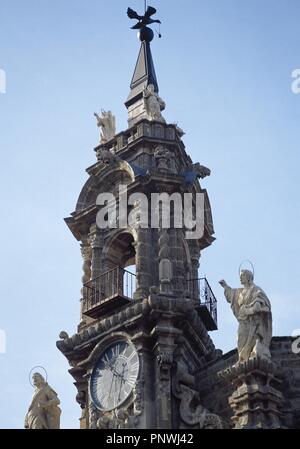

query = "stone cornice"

[{"left": 57, "top": 293, "right": 218, "bottom": 365}]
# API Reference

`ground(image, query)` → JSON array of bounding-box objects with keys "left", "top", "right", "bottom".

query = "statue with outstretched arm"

[{"left": 219, "top": 270, "right": 272, "bottom": 363}]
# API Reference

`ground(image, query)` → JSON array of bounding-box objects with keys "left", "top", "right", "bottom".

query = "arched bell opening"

[
  {"left": 83, "top": 230, "right": 137, "bottom": 319},
  {"left": 103, "top": 231, "right": 137, "bottom": 301}
]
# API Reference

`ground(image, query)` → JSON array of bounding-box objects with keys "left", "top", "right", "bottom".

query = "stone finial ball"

[{"left": 138, "top": 27, "right": 154, "bottom": 42}]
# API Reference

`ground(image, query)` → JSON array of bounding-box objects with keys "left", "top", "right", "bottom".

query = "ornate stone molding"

[
  {"left": 56, "top": 299, "right": 150, "bottom": 354},
  {"left": 90, "top": 398, "right": 142, "bottom": 430},
  {"left": 219, "top": 357, "right": 284, "bottom": 429}
]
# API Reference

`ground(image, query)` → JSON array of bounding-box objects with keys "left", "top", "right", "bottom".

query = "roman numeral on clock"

[
  {"left": 130, "top": 361, "right": 139, "bottom": 372},
  {"left": 127, "top": 374, "right": 137, "bottom": 388},
  {"left": 111, "top": 344, "right": 120, "bottom": 359}
]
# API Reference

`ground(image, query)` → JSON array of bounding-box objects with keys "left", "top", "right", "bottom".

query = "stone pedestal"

[{"left": 219, "top": 357, "right": 283, "bottom": 429}]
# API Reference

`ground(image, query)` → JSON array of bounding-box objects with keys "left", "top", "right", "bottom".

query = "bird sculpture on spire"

[{"left": 127, "top": 5, "right": 161, "bottom": 30}]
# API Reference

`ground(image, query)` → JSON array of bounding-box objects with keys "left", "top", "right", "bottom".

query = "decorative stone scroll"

[{"left": 173, "top": 357, "right": 223, "bottom": 429}]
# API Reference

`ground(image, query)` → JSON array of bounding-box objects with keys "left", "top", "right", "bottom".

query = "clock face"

[{"left": 90, "top": 340, "right": 139, "bottom": 411}]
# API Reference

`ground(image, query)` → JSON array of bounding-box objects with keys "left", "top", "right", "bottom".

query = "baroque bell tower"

[{"left": 57, "top": 5, "right": 222, "bottom": 430}]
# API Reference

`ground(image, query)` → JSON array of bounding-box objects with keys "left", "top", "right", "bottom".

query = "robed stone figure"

[
  {"left": 25, "top": 373, "right": 61, "bottom": 429},
  {"left": 143, "top": 84, "right": 165, "bottom": 122},
  {"left": 94, "top": 110, "right": 116, "bottom": 144},
  {"left": 219, "top": 270, "right": 272, "bottom": 363}
]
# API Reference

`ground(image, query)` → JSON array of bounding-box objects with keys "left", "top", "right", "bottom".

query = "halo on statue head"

[
  {"left": 238, "top": 260, "right": 255, "bottom": 278},
  {"left": 29, "top": 366, "right": 48, "bottom": 388}
]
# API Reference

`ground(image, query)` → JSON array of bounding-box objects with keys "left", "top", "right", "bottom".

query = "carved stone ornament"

[
  {"left": 92, "top": 406, "right": 141, "bottom": 430},
  {"left": 59, "top": 331, "right": 69, "bottom": 340},
  {"left": 96, "top": 148, "right": 119, "bottom": 166},
  {"left": 154, "top": 145, "right": 171, "bottom": 172},
  {"left": 76, "top": 390, "right": 86, "bottom": 410},
  {"left": 157, "top": 352, "right": 174, "bottom": 367},
  {"left": 179, "top": 385, "right": 223, "bottom": 429},
  {"left": 192, "top": 163, "right": 211, "bottom": 179},
  {"left": 94, "top": 110, "right": 116, "bottom": 144},
  {"left": 173, "top": 358, "right": 223, "bottom": 429}
]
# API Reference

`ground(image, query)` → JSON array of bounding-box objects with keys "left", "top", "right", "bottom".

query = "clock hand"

[
  {"left": 107, "top": 370, "right": 117, "bottom": 403},
  {"left": 107, "top": 362, "right": 125, "bottom": 404},
  {"left": 102, "top": 358, "right": 121, "bottom": 375},
  {"left": 117, "top": 363, "right": 127, "bottom": 402}
]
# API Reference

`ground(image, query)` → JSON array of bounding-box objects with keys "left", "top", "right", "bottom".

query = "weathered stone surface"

[
  {"left": 197, "top": 337, "right": 300, "bottom": 429},
  {"left": 219, "top": 357, "right": 283, "bottom": 429}
]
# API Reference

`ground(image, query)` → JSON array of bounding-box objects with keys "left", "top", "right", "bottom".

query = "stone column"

[
  {"left": 219, "top": 358, "right": 283, "bottom": 429},
  {"left": 153, "top": 317, "right": 177, "bottom": 429},
  {"left": 88, "top": 225, "right": 103, "bottom": 280},
  {"left": 171, "top": 230, "right": 185, "bottom": 295},
  {"left": 189, "top": 245, "right": 201, "bottom": 301},
  {"left": 80, "top": 241, "right": 92, "bottom": 322},
  {"left": 190, "top": 247, "right": 200, "bottom": 280},
  {"left": 134, "top": 227, "right": 152, "bottom": 299},
  {"left": 158, "top": 228, "right": 173, "bottom": 294}
]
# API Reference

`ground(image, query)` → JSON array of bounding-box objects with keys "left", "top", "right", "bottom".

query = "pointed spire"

[
  {"left": 125, "top": 36, "right": 159, "bottom": 108},
  {"left": 125, "top": 6, "right": 163, "bottom": 126}
]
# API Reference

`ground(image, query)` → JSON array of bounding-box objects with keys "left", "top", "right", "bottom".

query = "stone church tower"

[
  {"left": 57, "top": 7, "right": 223, "bottom": 430},
  {"left": 56, "top": 7, "right": 300, "bottom": 430}
]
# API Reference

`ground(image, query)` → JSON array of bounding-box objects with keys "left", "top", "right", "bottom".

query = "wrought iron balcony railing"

[
  {"left": 82, "top": 265, "right": 217, "bottom": 331},
  {"left": 82, "top": 266, "right": 136, "bottom": 318},
  {"left": 187, "top": 277, "right": 218, "bottom": 331}
]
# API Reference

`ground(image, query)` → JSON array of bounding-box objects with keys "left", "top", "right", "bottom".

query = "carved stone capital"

[{"left": 157, "top": 351, "right": 174, "bottom": 367}]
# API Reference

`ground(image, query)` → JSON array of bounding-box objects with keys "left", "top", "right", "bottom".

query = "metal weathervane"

[{"left": 127, "top": 3, "right": 162, "bottom": 37}]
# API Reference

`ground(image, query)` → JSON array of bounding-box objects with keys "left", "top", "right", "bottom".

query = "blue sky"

[{"left": 0, "top": 0, "right": 299, "bottom": 429}]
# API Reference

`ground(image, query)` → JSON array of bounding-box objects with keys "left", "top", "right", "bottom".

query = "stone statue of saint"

[
  {"left": 94, "top": 110, "right": 116, "bottom": 144},
  {"left": 143, "top": 84, "right": 165, "bottom": 122},
  {"left": 219, "top": 270, "right": 272, "bottom": 363},
  {"left": 25, "top": 373, "right": 61, "bottom": 429}
]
